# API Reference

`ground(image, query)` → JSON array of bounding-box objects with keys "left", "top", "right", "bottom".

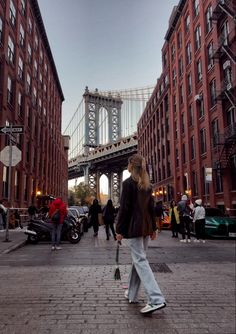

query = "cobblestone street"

[{"left": 0, "top": 228, "right": 235, "bottom": 334}]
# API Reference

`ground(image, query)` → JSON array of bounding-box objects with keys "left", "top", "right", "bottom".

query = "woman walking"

[
  {"left": 103, "top": 199, "right": 116, "bottom": 240},
  {"left": 193, "top": 199, "right": 206, "bottom": 243},
  {"left": 88, "top": 199, "right": 101, "bottom": 237},
  {"left": 169, "top": 200, "right": 180, "bottom": 238},
  {"left": 116, "top": 154, "right": 166, "bottom": 314}
]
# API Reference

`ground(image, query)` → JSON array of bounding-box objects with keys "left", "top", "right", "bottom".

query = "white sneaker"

[
  {"left": 124, "top": 290, "right": 138, "bottom": 304},
  {"left": 140, "top": 302, "right": 166, "bottom": 314},
  {"left": 201, "top": 240, "right": 206, "bottom": 243},
  {"left": 194, "top": 239, "right": 200, "bottom": 242},
  {"left": 55, "top": 246, "right": 62, "bottom": 250},
  {"left": 51, "top": 246, "right": 55, "bottom": 251},
  {"left": 187, "top": 239, "right": 191, "bottom": 243},
  {"left": 180, "top": 239, "right": 186, "bottom": 243}
]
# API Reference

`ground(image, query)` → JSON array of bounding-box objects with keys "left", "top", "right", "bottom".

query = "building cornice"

[{"left": 165, "top": 0, "right": 187, "bottom": 41}]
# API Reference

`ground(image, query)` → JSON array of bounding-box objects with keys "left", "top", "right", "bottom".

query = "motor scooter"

[{"left": 25, "top": 215, "right": 81, "bottom": 244}]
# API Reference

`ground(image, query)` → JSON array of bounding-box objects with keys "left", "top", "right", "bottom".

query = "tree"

[{"left": 74, "top": 182, "right": 93, "bottom": 205}]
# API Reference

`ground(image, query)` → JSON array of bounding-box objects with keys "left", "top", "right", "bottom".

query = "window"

[
  {"left": 207, "top": 45, "right": 214, "bottom": 72},
  {"left": 35, "top": 33, "right": 38, "bottom": 50},
  {"left": 179, "top": 57, "right": 183, "bottom": 77},
  {"left": 173, "top": 95, "right": 177, "bottom": 113},
  {"left": 192, "top": 170, "right": 198, "bottom": 196},
  {"left": 230, "top": 155, "right": 236, "bottom": 190},
  {"left": 19, "top": 24, "right": 25, "bottom": 46},
  {"left": 27, "top": 43, "right": 32, "bottom": 63},
  {"left": 185, "top": 14, "right": 190, "bottom": 33},
  {"left": 190, "top": 136, "right": 195, "bottom": 159},
  {"left": 18, "top": 56, "right": 23, "bottom": 79},
  {"left": 186, "top": 42, "right": 192, "bottom": 65},
  {"left": 39, "top": 48, "right": 43, "bottom": 64},
  {"left": 172, "top": 68, "right": 177, "bottom": 87},
  {"left": 26, "top": 73, "right": 31, "bottom": 94},
  {"left": 33, "top": 87, "right": 37, "bottom": 106},
  {"left": 187, "top": 73, "right": 192, "bottom": 95},
  {"left": 211, "top": 118, "right": 219, "bottom": 147},
  {"left": 18, "top": 91, "right": 23, "bottom": 116},
  {"left": 196, "top": 58, "right": 202, "bottom": 81},
  {"left": 176, "top": 148, "right": 179, "bottom": 167},
  {"left": 205, "top": 5, "right": 212, "bottom": 34},
  {"left": 197, "top": 94, "right": 204, "bottom": 118},
  {"left": 9, "top": 0, "right": 16, "bottom": 26},
  {"left": 33, "top": 59, "right": 38, "bottom": 78},
  {"left": 28, "top": 17, "right": 32, "bottom": 34},
  {"left": 221, "top": 20, "right": 229, "bottom": 46},
  {"left": 7, "top": 76, "right": 13, "bottom": 105},
  {"left": 200, "top": 128, "right": 207, "bottom": 154},
  {"left": 20, "top": 0, "right": 26, "bottom": 15},
  {"left": 177, "top": 31, "right": 182, "bottom": 49},
  {"left": 209, "top": 79, "right": 216, "bottom": 107},
  {"left": 195, "top": 25, "right": 201, "bottom": 50},
  {"left": 0, "top": 17, "right": 3, "bottom": 43},
  {"left": 193, "top": 0, "right": 199, "bottom": 17},
  {"left": 7, "top": 35, "right": 15, "bottom": 64},
  {"left": 15, "top": 170, "right": 20, "bottom": 200},
  {"left": 163, "top": 52, "right": 167, "bottom": 67},
  {"left": 171, "top": 43, "right": 175, "bottom": 61},
  {"left": 189, "top": 104, "right": 193, "bottom": 126},
  {"left": 223, "top": 65, "right": 232, "bottom": 89},
  {"left": 215, "top": 164, "right": 223, "bottom": 193}
]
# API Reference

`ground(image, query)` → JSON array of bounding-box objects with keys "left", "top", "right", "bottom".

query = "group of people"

[{"left": 169, "top": 195, "right": 206, "bottom": 243}]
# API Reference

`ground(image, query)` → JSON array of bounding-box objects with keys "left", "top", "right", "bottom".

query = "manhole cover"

[{"left": 150, "top": 263, "right": 172, "bottom": 273}]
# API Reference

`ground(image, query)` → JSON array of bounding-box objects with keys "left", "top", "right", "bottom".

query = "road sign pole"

[{"left": 4, "top": 126, "right": 13, "bottom": 242}]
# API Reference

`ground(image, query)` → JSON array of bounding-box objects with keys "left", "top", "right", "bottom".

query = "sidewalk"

[{"left": 0, "top": 227, "right": 27, "bottom": 254}]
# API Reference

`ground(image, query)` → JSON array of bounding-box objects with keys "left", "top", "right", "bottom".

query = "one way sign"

[{"left": 0, "top": 126, "right": 24, "bottom": 134}]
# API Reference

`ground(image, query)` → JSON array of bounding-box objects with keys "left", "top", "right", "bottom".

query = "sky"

[{"left": 37, "top": 0, "right": 178, "bottom": 132}]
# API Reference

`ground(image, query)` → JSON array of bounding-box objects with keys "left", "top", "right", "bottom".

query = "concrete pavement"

[
  {"left": 0, "top": 227, "right": 235, "bottom": 334},
  {"left": 0, "top": 227, "right": 26, "bottom": 254}
]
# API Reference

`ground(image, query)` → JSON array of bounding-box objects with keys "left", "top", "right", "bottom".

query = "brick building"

[
  {"left": 138, "top": 0, "right": 236, "bottom": 215},
  {"left": 0, "top": 0, "right": 69, "bottom": 207}
]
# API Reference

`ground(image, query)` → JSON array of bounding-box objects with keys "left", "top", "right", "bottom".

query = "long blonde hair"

[{"left": 128, "top": 154, "right": 151, "bottom": 191}]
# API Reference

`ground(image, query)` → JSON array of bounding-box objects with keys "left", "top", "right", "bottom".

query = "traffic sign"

[
  {"left": 0, "top": 145, "right": 22, "bottom": 166},
  {"left": 0, "top": 126, "right": 24, "bottom": 134}
]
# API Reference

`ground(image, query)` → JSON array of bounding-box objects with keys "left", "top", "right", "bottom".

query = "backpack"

[{"left": 51, "top": 209, "right": 60, "bottom": 224}]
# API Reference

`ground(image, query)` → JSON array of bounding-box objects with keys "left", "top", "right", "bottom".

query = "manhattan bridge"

[{"left": 63, "top": 85, "right": 154, "bottom": 204}]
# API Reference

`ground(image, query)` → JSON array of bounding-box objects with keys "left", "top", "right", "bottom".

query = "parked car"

[
  {"left": 69, "top": 206, "right": 89, "bottom": 232},
  {"left": 191, "top": 207, "right": 236, "bottom": 238}
]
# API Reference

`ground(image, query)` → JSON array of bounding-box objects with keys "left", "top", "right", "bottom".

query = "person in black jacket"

[
  {"left": 116, "top": 154, "right": 166, "bottom": 314},
  {"left": 88, "top": 199, "right": 101, "bottom": 237},
  {"left": 103, "top": 199, "right": 116, "bottom": 240}
]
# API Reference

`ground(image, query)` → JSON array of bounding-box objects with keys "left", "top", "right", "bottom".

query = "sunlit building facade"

[
  {"left": 138, "top": 0, "right": 236, "bottom": 215},
  {"left": 0, "top": 0, "right": 69, "bottom": 207}
]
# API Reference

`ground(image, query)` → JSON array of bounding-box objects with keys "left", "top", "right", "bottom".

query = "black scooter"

[{"left": 25, "top": 215, "right": 81, "bottom": 244}]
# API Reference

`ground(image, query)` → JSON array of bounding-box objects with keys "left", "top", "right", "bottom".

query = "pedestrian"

[
  {"left": 49, "top": 197, "right": 67, "bottom": 250},
  {"left": 0, "top": 199, "right": 7, "bottom": 230},
  {"left": 14, "top": 209, "right": 23, "bottom": 229},
  {"left": 103, "top": 199, "right": 116, "bottom": 240},
  {"left": 28, "top": 204, "right": 38, "bottom": 220},
  {"left": 193, "top": 199, "right": 206, "bottom": 243},
  {"left": 177, "top": 195, "right": 192, "bottom": 243},
  {"left": 155, "top": 200, "right": 164, "bottom": 232},
  {"left": 88, "top": 199, "right": 102, "bottom": 237},
  {"left": 116, "top": 154, "right": 166, "bottom": 314},
  {"left": 169, "top": 200, "right": 179, "bottom": 238}
]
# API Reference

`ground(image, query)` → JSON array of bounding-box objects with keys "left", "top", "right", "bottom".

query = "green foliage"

[{"left": 72, "top": 182, "right": 93, "bottom": 205}]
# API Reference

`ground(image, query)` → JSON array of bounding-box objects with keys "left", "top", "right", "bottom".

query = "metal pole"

[{"left": 4, "top": 128, "right": 12, "bottom": 242}]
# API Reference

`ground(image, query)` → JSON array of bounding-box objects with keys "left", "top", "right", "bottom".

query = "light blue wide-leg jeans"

[{"left": 127, "top": 236, "right": 165, "bottom": 305}]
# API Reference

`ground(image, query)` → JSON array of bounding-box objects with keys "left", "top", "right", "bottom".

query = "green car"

[{"left": 192, "top": 207, "right": 236, "bottom": 238}]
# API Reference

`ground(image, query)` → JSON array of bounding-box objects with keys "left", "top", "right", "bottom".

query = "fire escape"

[{"left": 212, "top": 0, "right": 236, "bottom": 173}]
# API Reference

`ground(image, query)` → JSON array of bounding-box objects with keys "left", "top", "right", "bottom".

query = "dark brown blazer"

[{"left": 116, "top": 177, "right": 156, "bottom": 238}]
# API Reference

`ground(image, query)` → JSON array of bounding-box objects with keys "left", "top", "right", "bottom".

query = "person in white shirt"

[{"left": 193, "top": 199, "right": 206, "bottom": 243}]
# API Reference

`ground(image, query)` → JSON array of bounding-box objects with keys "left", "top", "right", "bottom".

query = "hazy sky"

[{"left": 37, "top": 0, "right": 178, "bottom": 132}]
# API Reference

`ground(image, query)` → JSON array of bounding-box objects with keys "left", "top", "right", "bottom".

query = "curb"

[{"left": 2, "top": 240, "right": 27, "bottom": 254}]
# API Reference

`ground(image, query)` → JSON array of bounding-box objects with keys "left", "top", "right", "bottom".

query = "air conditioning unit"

[{"left": 194, "top": 94, "right": 203, "bottom": 102}]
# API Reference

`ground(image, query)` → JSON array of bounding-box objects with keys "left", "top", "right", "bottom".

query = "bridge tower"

[{"left": 83, "top": 87, "right": 123, "bottom": 202}]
